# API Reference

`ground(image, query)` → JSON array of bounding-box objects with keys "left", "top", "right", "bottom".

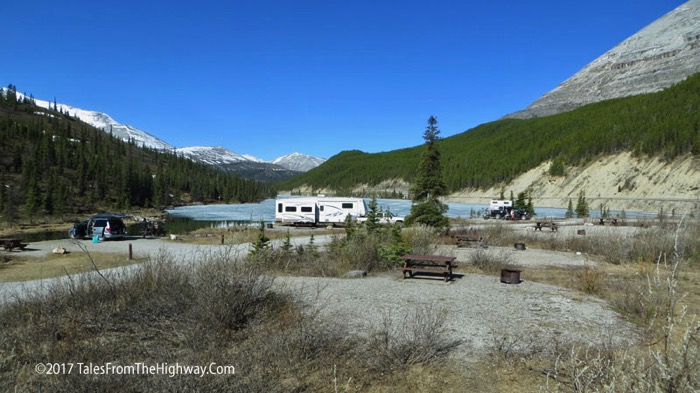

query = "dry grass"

[
  {"left": 178, "top": 226, "right": 341, "bottom": 245},
  {"left": 0, "top": 247, "right": 460, "bottom": 392},
  {"left": 0, "top": 252, "right": 143, "bottom": 282},
  {"left": 461, "top": 217, "right": 700, "bottom": 392},
  {"left": 2, "top": 216, "right": 699, "bottom": 391}
]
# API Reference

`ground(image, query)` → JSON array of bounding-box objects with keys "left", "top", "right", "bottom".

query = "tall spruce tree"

[
  {"left": 575, "top": 191, "right": 589, "bottom": 218},
  {"left": 406, "top": 116, "right": 448, "bottom": 228}
]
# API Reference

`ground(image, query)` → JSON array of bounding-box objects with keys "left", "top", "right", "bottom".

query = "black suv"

[{"left": 69, "top": 214, "right": 128, "bottom": 240}]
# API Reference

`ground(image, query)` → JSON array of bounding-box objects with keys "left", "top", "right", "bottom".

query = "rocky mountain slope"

[
  {"left": 507, "top": 0, "right": 700, "bottom": 119},
  {"left": 445, "top": 152, "right": 699, "bottom": 213}
]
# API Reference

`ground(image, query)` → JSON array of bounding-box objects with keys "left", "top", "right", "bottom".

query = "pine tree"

[
  {"left": 250, "top": 221, "right": 271, "bottom": 256},
  {"left": 365, "top": 196, "right": 380, "bottom": 234},
  {"left": 406, "top": 116, "right": 449, "bottom": 228},
  {"left": 281, "top": 229, "right": 293, "bottom": 255},
  {"left": 575, "top": 191, "right": 589, "bottom": 218},
  {"left": 526, "top": 195, "right": 534, "bottom": 216},
  {"left": 515, "top": 191, "right": 527, "bottom": 210},
  {"left": 565, "top": 199, "right": 574, "bottom": 218}
]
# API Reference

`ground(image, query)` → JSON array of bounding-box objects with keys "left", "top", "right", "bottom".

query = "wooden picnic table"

[
  {"left": 400, "top": 254, "right": 457, "bottom": 282},
  {"left": 0, "top": 238, "right": 28, "bottom": 251},
  {"left": 534, "top": 222, "right": 558, "bottom": 231},
  {"left": 455, "top": 234, "right": 485, "bottom": 248}
]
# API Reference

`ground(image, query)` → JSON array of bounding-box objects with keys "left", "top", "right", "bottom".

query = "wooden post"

[
  {"left": 221, "top": 234, "right": 224, "bottom": 245},
  {"left": 128, "top": 243, "right": 133, "bottom": 260}
]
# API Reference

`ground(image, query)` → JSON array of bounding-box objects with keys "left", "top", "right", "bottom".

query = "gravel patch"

[{"left": 275, "top": 273, "right": 639, "bottom": 363}]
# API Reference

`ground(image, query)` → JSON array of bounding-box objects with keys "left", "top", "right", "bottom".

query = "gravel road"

[{"left": 0, "top": 233, "right": 639, "bottom": 363}]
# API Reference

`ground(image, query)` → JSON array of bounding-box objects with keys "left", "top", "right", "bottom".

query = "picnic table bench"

[
  {"left": 0, "top": 238, "right": 28, "bottom": 251},
  {"left": 455, "top": 234, "right": 485, "bottom": 248},
  {"left": 400, "top": 254, "right": 457, "bottom": 282},
  {"left": 534, "top": 222, "right": 558, "bottom": 232}
]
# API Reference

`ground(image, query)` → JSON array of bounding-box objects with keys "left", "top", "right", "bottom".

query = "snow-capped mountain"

[
  {"left": 272, "top": 152, "right": 327, "bottom": 172},
  {"left": 507, "top": 0, "right": 700, "bottom": 119},
  {"left": 175, "top": 146, "right": 320, "bottom": 182},
  {"left": 3, "top": 88, "right": 326, "bottom": 179},
  {"left": 176, "top": 147, "right": 324, "bottom": 172},
  {"left": 176, "top": 146, "right": 255, "bottom": 166},
  {"left": 10, "top": 91, "right": 175, "bottom": 151}
]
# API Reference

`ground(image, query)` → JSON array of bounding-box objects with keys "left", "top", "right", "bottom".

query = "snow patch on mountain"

[
  {"left": 175, "top": 146, "right": 252, "bottom": 166},
  {"left": 272, "top": 152, "right": 327, "bottom": 172},
  {"left": 4, "top": 89, "right": 326, "bottom": 173},
  {"left": 11, "top": 91, "right": 175, "bottom": 151},
  {"left": 180, "top": 148, "right": 325, "bottom": 172}
]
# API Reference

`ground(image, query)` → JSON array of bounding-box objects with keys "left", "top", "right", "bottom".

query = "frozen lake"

[{"left": 166, "top": 197, "right": 654, "bottom": 223}]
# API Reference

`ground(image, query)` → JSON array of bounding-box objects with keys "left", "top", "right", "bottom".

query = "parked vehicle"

[
  {"left": 356, "top": 211, "right": 405, "bottom": 225},
  {"left": 506, "top": 208, "right": 531, "bottom": 220},
  {"left": 140, "top": 218, "right": 166, "bottom": 238},
  {"left": 69, "top": 214, "right": 128, "bottom": 240},
  {"left": 487, "top": 199, "right": 513, "bottom": 219},
  {"left": 482, "top": 200, "right": 531, "bottom": 220},
  {"left": 68, "top": 220, "right": 90, "bottom": 239},
  {"left": 275, "top": 196, "right": 367, "bottom": 226}
]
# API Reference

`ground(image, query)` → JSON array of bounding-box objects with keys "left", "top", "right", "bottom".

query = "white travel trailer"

[{"left": 275, "top": 197, "right": 367, "bottom": 226}]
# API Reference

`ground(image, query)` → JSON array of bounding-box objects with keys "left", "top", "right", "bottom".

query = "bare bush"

[
  {"left": 194, "top": 249, "right": 275, "bottom": 332},
  {"left": 468, "top": 248, "right": 515, "bottom": 274},
  {"left": 576, "top": 263, "right": 604, "bottom": 295},
  {"left": 361, "top": 305, "right": 455, "bottom": 373},
  {"left": 474, "top": 222, "right": 513, "bottom": 247},
  {"left": 490, "top": 329, "right": 545, "bottom": 361},
  {"left": 403, "top": 225, "right": 440, "bottom": 255}
]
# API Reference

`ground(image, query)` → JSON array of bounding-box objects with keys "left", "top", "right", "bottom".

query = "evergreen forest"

[
  {"left": 0, "top": 85, "right": 273, "bottom": 221},
  {"left": 280, "top": 73, "right": 700, "bottom": 194}
]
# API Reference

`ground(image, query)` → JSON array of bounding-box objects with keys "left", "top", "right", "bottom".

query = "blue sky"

[{"left": 3, "top": 1, "right": 686, "bottom": 161}]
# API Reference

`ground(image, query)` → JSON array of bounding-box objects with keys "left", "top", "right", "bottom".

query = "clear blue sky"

[{"left": 2, "top": 1, "right": 686, "bottom": 161}]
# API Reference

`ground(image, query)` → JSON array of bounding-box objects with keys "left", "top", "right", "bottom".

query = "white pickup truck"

[{"left": 356, "top": 211, "right": 405, "bottom": 225}]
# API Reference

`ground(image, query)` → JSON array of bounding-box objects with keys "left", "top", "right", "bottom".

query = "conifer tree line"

[
  {"left": 0, "top": 85, "right": 272, "bottom": 220},
  {"left": 280, "top": 72, "right": 700, "bottom": 194}
]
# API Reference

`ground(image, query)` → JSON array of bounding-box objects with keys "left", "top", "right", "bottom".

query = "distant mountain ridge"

[
  {"left": 4, "top": 90, "right": 325, "bottom": 179},
  {"left": 272, "top": 152, "right": 327, "bottom": 172},
  {"left": 175, "top": 146, "right": 307, "bottom": 182},
  {"left": 507, "top": 0, "right": 700, "bottom": 119}
]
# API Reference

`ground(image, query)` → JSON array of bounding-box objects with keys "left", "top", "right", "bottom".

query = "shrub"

[
  {"left": 576, "top": 263, "right": 604, "bottom": 295},
  {"left": 468, "top": 249, "right": 514, "bottom": 274},
  {"left": 361, "top": 305, "right": 454, "bottom": 372}
]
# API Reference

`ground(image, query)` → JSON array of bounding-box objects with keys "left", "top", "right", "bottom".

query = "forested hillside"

[
  {"left": 0, "top": 85, "right": 273, "bottom": 221},
  {"left": 280, "top": 73, "right": 700, "bottom": 194}
]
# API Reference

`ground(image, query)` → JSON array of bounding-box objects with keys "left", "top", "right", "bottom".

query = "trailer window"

[
  {"left": 342, "top": 203, "right": 354, "bottom": 209},
  {"left": 301, "top": 207, "right": 313, "bottom": 212},
  {"left": 285, "top": 206, "right": 297, "bottom": 212},
  {"left": 278, "top": 203, "right": 283, "bottom": 213}
]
